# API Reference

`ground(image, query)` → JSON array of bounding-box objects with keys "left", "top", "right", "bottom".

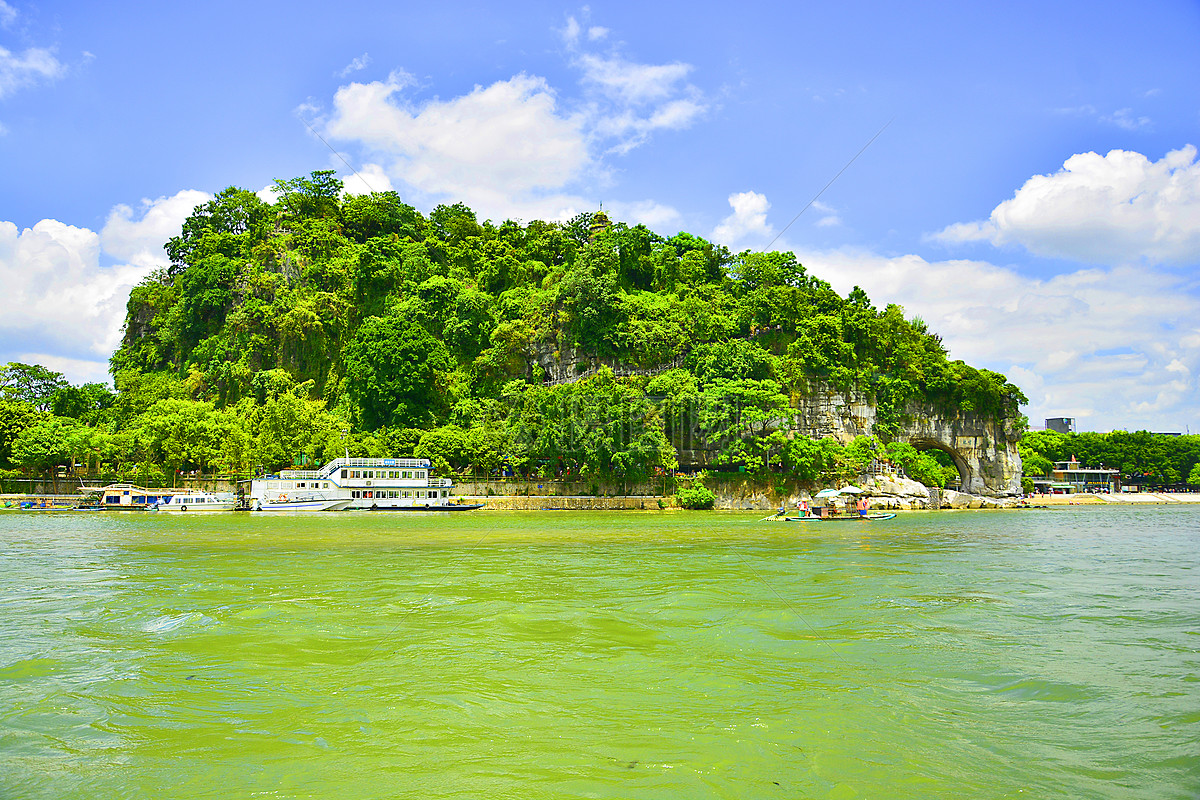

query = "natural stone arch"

[{"left": 906, "top": 437, "right": 971, "bottom": 491}]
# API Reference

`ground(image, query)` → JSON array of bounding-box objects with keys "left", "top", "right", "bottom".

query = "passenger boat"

[
  {"left": 151, "top": 490, "right": 238, "bottom": 513},
  {"left": 249, "top": 457, "right": 483, "bottom": 512}
]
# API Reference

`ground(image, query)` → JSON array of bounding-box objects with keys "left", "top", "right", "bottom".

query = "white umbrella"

[
  {"left": 839, "top": 485, "right": 864, "bottom": 494},
  {"left": 814, "top": 488, "right": 840, "bottom": 498}
]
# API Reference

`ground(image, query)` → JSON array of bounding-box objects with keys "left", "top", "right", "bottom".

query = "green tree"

[
  {"left": 11, "top": 415, "right": 81, "bottom": 479},
  {"left": 0, "top": 362, "right": 69, "bottom": 411},
  {"left": 344, "top": 315, "right": 452, "bottom": 429},
  {"left": 0, "top": 400, "right": 42, "bottom": 468}
]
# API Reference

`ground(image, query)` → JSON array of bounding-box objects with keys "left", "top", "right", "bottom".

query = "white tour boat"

[
  {"left": 151, "top": 490, "right": 238, "bottom": 513},
  {"left": 249, "top": 457, "right": 483, "bottom": 512}
]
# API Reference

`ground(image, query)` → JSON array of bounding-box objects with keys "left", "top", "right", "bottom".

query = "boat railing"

[
  {"left": 326, "top": 457, "right": 432, "bottom": 471},
  {"left": 428, "top": 478, "right": 454, "bottom": 488},
  {"left": 275, "top": 457, "right": 433, "bottom": 480},
  {"left": 277, "top": 470, "right": 325, "bottom": 480}
]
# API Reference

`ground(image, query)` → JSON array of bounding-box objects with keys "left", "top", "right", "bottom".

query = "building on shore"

[
  {"left": 1031, "top": 457, "right": 1120, "bottom": 494},
  {"left": 1045, "top": 417, "right": 1076, "bottom": 435}
]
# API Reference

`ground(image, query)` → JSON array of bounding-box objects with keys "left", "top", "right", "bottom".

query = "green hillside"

[{"left": 2, "top": 171, "right": 1028, "bottom": 488}]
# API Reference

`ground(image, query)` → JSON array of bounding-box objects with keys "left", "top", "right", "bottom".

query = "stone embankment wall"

[{"left": 460, "top": 495, "right": 663, "bottom": 510}]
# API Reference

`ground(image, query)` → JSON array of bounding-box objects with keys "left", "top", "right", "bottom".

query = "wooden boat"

[{"left": 766, "top": 512, "right": 897, "bottom": 522}]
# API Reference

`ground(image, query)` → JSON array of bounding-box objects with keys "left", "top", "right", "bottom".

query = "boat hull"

[
  {"left": 152, "top": 502, "right": 237, "bottom": 513},
  {"left": 255, "top": 499, "right": 353, "bottom": 512},
  {"left": 351, "top": 503, "right": 485, "bottom": 511}
]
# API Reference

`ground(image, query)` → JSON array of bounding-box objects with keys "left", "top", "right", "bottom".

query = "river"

[{"left": 1, "top": 507, "right": 1197, "bottom": 799}]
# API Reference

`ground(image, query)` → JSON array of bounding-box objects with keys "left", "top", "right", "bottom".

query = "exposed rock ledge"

[
  {"left": 857, "top": 475, "right": 1015, "bottom": 510},
  {"left": 710, "top": 473, "right": 1019, "bottom": 511}
]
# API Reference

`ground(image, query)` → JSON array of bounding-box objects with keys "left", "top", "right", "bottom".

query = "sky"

[{"left": 1, "top": 0, "right": 1198, "bottom": 433}]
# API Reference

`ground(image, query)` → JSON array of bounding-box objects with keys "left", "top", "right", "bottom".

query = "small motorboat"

[{"left": 151, "top": 490, "right": 238, "bottom": 512}]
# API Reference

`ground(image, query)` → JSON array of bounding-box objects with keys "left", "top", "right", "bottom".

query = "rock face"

[
  {"left": 788, "top": 384, "right": 1023, "bottom": 497},
  {"left": 532, "top": 346, "right": 1024, "bottom": 498}
]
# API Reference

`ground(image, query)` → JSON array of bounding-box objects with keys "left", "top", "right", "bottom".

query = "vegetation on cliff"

[{"left": 2, "top": 171, "right": 1029, "bottom": 488}]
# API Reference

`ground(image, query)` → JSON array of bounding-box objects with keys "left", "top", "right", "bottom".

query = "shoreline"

[{"left": 4, "top": 491, "right": 1200, "bottom": 513}]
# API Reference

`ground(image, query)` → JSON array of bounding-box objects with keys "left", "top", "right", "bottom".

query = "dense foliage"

[{"left": 3, "top": 171, "right": 1031, "bottom": 488}]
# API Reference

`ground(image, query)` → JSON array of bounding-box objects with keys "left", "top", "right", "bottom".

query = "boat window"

[
  {"left": 402, "top": 470, "right": 411, "bottom": 479},
  {"left": 442, "top": 490, "right": 448, "bottom": 497},
  {"left": 402, "top": 490, "right": 411, "bottom": 498},
  {"left": 341, "top": 470, "right": 347, "bottom": 478},
  {"left": 418, "top": 471, "right": 426, "bottom": 479}
]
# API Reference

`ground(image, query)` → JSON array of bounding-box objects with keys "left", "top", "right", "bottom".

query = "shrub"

[{"left": 676, "top": 485, "right": 716, "bottom": 510}]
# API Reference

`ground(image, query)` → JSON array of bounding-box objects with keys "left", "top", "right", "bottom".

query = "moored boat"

[
  {"left": 249, "top": 457, "right": 482, "bottom": 511},
  {"left": 151, "top": 490, "right": 238, "bottom": 512}
]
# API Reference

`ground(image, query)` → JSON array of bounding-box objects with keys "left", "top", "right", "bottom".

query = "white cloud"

[
  {"left": 711, "top": 191, "right": 773, "bottom": 249},
  {"left": 932, "top": 146, "right": 1200, "bottom": 266},
  {"left": 1101, "top": 107, "right": 1152, "bottom": 131},
  {"left": 812, "top": 200, "right": 841, "bottom": 228},
  {"left": 14, "top": 352, "right": 113, "bottom": 387},
  {"left": 562, "top": 16, "right": 581, "bottom": 46},
  {"left": 566, "top": 19, "right": 707, "bottom": 153},
  {"left": 325, "top": 72, "right": 590, "bottom": 215},
  {"left": 340, "top": 162, "right": 394, "bottom": 196},
  {"left": 338, "top": 53, "right": 370, "bottom": 78},
  {"left": 0, "top": 194, "right": 204, "bottom": 377},
  {"left": 321, "top": 17, "right": 704, "bottom": 222},
  {"left": 576, "top": 53, "right": 692, "bottom": 104},
  {"left": 0, "top": 45, "right": 66, "bottom": 99},
  {"left": 800, "top": 247, "right": 1200, "bottom": 432},
  {"left": 0, "top": 1, "right": 16, "bottom": 28},
  {"left": 0, "top": 219, "right": 137, "bottom": 366},
  {"left": 101, "top": 189, "right": 210, "bottom": 268},
  {"left": 603, "top": 199, "right": 680, "bottom": 229}
]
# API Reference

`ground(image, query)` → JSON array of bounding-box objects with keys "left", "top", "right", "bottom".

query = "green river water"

[{"left": 0, "top": 507, "right": 1197, "bottom": 799}]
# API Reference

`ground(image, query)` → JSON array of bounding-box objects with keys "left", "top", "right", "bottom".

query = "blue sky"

[{"left": 1, "top": 0, "right": 1198, "bottom": 432}]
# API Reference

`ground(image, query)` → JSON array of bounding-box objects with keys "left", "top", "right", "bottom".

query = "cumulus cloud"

[
  {"left": 101, "top": 189, "right": 210, "bottom": 268},
  {"left": 0, "top": 220, "right": 134, "bottom": 365},
  {"left": 0, "top": 195, "right": 202, "bottom": 377},
  {"left": 0, "top": 45, "right": 66, "bottom": 99},
  {"left": 321, "top": 16, "right": 704, "bottom": 219},
  {"left": 712, "top": 191, "right": 774, "bottom": 249},
  {"left": 325, "top": 71, "right": 590, "bottom": 214},
  {"left": 340, "top": 162, "right": 394, "bottom": 196},
  {"left": 0, "top": 1, "right": 16, "bottom": 28},
  {"left": 800, "top": 247, "right": 1200, "bottom": 431},
  {"left": 932, "top": 146, "right": 1200, "bottom": 266}
]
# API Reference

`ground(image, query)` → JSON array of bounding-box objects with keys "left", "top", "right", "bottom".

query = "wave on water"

[{"left": 141, "top": 612, "right": 216, "bottom": 634}]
